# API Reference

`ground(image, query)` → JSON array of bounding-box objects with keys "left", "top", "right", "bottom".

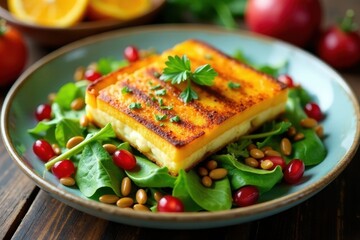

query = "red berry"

[
  {"left": 260, "top": 156, "right": 286, "bottom": 170},
  {"left": 278, "top": 74, "right": 295, "bottom": 88},
  {"left": 35, "top": 103, "right": 52, "bottom": 121},
  {"left": 304, "top": 102, "right": 323, "bottom": 121},
  {"left": 157, "top": 195, "right": 185, "bottom": 213},
  {"left": 233, "top": 185, "right": 259, "bottom": 207},
  {"left": 33, "top": 139, "right": 56, "bottom": 162},
  {"left": 52, "top": 160, "right": 76, "bottom": 179},
  {"left": 84, "top": 69, "right": 102, "bottom": 82},
  {"left": 283, "top": 159, "right": 305, "bottom": 184},
  {"left": 124, "top": 46, "right": 140, "bottom": 62},
  {"left": 112, "top": 149, "right": 137, "bottom": 170}
]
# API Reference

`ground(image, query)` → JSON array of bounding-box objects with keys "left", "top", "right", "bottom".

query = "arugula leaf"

[
  {"left": 75, "top": 141, "right": 125, "bottom": 198},
  {"left": 97, "top": 58, "right": 128, "bottom": 75},
  {"left": 160, "top": 55, "right": 217, "bottom": 103},
  {"left": 45, "top": 123, "right": 116, "bottom": 170}
]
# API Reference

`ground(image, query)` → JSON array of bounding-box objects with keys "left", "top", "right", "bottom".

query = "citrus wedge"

[
  {"left": 87, "top": 0, "right": 152, "bottom": 21},
  {"left": 7, "top": 0, "right": 88, "bottom": 27}
]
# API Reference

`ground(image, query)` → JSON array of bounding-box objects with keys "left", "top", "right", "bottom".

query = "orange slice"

[
  {"left": 7, "top": 0, "right": 88, "bottom": 27},
  {"left": 87, "top": 0, "right": 152, "bottom": 21}
]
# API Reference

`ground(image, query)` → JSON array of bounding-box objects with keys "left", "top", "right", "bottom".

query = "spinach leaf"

[
  {"left": 54, "top": 82, "right": 80, "bottom": 110},
  {"left": 54, "top": 119, "right": 83, "bottom": 147},
  {"left": 214, "top": 155, "right": 283, "bottom": 193},
  {"left": 97, "top": 58, "right": 128, "bottom": 75},
  {"left": 75, "top": 141, "right": 124, "bottom": 199},
  {"left": 284, "top": 89, "right": 326, "bottom": 165},
  {"left": 125, "top": 156, "right": 176, "bottom": 188},
  {"left": 174, "top": 169, "right": 232, "bottom": 211}
]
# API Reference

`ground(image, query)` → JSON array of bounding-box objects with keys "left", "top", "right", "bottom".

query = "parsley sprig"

[{"left": 160, "top": 55, "right": 217, "bottom": 103}]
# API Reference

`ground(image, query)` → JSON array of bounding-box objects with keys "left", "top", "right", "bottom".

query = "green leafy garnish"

[
  {"left": 155, "top": 89, "right": 166, "bottom": 96},
  {"left": 160, "top": 55, "right": 217, "bottom": 103},
  {"left": 129, "top": 102, "right": 142, "bottom": 109},
  {"left": 97, "top": 58, "right": 128, "bottom": 75},
  {"left": 170, "top": 115, "right": 181, "bottom": 122},
  {"left": 121, "top": 86, "right": 132, "bottom": 94},
  {"left": 155, "top": 114, "right": 167, "bottom": 121},
  {"left": 228, "top": 81, "right": 241, "bottom": 89}
]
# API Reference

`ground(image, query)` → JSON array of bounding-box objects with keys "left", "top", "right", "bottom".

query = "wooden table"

[{"left": 1, "top": 0, "right": 359, "bottom": 239}]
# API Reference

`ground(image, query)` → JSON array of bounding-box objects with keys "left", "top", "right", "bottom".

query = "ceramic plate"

[{"left": 1, "top": 25, "right": 359, "bottom": 229}]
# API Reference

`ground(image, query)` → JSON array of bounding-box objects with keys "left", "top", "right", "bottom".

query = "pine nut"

[
  {"left": 103, "top": 143, "right": 117, "bottom": 154},
  {"left": 245, "top": 157, "right": 259, "bottom": 168},
  {"left": 206, "top": 160, "right": 218, "bottom": 170},
  {"left": 250, "top": 148, "right": 265, "bottom": 159},
  {"left": 209, "top": 168, "right": 228, "bottom": 180},
  {"left": 202, "top": 176, "right": 213, "bottom": 187},
  {"left": 48, "top": 92, "right": 56, "bottom": 103},
  {"left": 261, "top": 146, "right": 272, "bottom": 152},
  {"left": 80, "top": 115, "right": 89, "bottom": 127},
  {"left": 136, "top": 189, "right": 148, "bottom": 205},
  {"left": 121, "top": 177, "right": 132, "bottom": 197},
  {"left": 74, "top": 66, "right": 85, "bottom": 81},
  {"left": 66, "top": 136, "right": 84, "bottom": 149},
  {"left": 287, "top": 126, "right": 297, "bottom": 137},
  {"left": 99, "top": 194, "right": 119, "bottom": 204},
  {"left": 198, "top": 167, "right": 208, "bottom": 177},
  {"left": 52, "top": 143, "right": 62, "bottom": 155},
  {"left": 300, "top": 117, "right": 318, "bottom": 128},
  {"left": 260, "top": 159, "right": 274, "bottom": 170},
  {"left": 133, "top": 204, "right": 150, "bottom": 211},
  {"left": 247, "top": 143, "right": 257, "bottom": 151},
  {"left": 280, "top": 137, "right": 292, "bottom": 156},
  {"left": 315, "top": 125, "right": 324, "bottom": 138},
  {"left": 71, "top": 98, "right": 85, "bottom": 111},
  {"left": 293, "top": 132, "right": 305, "bottom": 141},
  {"left": 60, "top": 177, "right": 75, "bottom": 186},
  {"left": 264, "top": 149, "right": 281, "bottom": 157},
  {"left": 116, "top": 197, "right": 134, "bottom": 208},
  {"left": 154, "top": 191, "right": 163, "bottom": 202}
]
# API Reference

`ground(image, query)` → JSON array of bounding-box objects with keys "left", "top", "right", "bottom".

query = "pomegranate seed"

[
  {"left": 157, "top": 195, "right": 185, "bottom": 212},
  {"left": 304, "top": 102, "right": 323, "bottom": 121},
  {"left": 260, "top": 156, "right": 286, "bottom": 170},
  {"left": 33, "top": 139, "right": 56, "bottom": 162},
  {"left": 84, "top": 69, "right": 102, "bottom": 82},
  {"left": 124, "top": 46, "right": 140, "bottom": 62},
  {"left": 283, "top": 159, "right": 305, "bottom": 184},
  {"left": 233, "top": 185, "right": 259, "bottom": 207},
  {"left": 278, "top": 74, "right": 295, "bottom": 88},
  {"left": 35, "top": 103, "right": 52, "bottom": 121},
  {"left": 52, "top": 160, "right": 76, "bottom": 179},
  {"left": 112, "top": 149, "right": 137, "bottom": 170}
]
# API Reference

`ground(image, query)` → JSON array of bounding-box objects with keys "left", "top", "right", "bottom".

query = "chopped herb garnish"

[
  {"left": 157, "top": 98, "right": 164, "bottom": 106},
  {"left": 153, "top": 71, "right": 161, "bottom": 78},
  {"left": 129, "top": 102, "right": 142, "bottom": 109},
  {"left": 160, "top": 55, "right": 217, "bottom": 103},
  {"left": 155, "top": 89, "right": 167, "bottom": 96},
  {"left": 170, "top": 115, "right": 181, "bottom": 122},
  {"left": 155, "top": 114, "right": 167, "bottom": 121},
  {"left": 228, "top": 81, "right": 241, "bottom": 89},
  {"left": 122, "top": 86, "right": 133, "bottom": 94},
  {"left": 150, "top": 85, "right": 162, "bottom": 90},
  {"left": 161, "top": 105, "right": 173, "bottom": 110}
]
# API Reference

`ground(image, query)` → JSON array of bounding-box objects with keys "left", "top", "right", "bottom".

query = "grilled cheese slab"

[{"left": 86, "top": 39, "right": 288, "bottom": 174}]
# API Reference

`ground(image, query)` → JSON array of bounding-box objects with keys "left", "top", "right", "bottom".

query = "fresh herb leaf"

[
  {"left": 226, "top": 139, "right": 251, "bottom": 158},
  {"left": 150, "top": 84, "right": 162, "bottom": 90},
  {"left": 155, "top": 114, "right": 167, "bottom": 121},
  {"left": 155, "top": 89, "right": 166, "bottom": 96},
  {"left": 192, "top": 64, "right": 218, "bottom": 86},
  {"left": 97, "top": 58, "right": 128, "bottom": 75},
  {"left": 241, "top": 121, "right": 292, "bottom": 139},
  {"left": 160, "top": 105, "right": 173, "bottom": 110},
  {"left": 228, "top": 81, "right": 241, "bottom": 89},
  {"left": 121, "top": 86, "right": 132, "bottom": 94},
  {"left": 170, "top": 115, "right": 181, "bottom": 122},
  {"left": 129, "top": 102, "right": 142, "bottom": 109},
  {"left": 180, "top": 85, "right": 199, "bottom": 103}
]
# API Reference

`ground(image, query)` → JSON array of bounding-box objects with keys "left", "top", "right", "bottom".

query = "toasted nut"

[
  {"left": 52, "top": 143, "right": 62, "bottom": 155},
  {"left": 66, "top": 136, "right": 84, "bottom": 149},
  {"left": 293, "top": 132, "right": 305, "bottom": 141},
  {"left": 202, "top": 176, "right": 213, "bottom": 187},
  {"left": 209, "top": 168, "right": 228, "bottom": 180},
  {"left": 136, "top": 189, "right": 148, "bottom": 205},
  {"left": 121, "top": 177, "right": 132, "bottom": 197},
  {"left": 260, "top": 159, "right": 274, "bottom": 170},
  {"left": 287, "top": 126, "right": 297, "bottom": 137},
  {"left": 247, "top": 143, "right": 257, "bottom": 151},
  {"left": 206, "top": 160, "right": 218, "bottom": 170},
  {"left": 80, "top": 115, "right": 89, "bottom": 127},
  {"left": 300, "top": 117, "right": 318, "bottom": 128},
  {"left": 261, "top": 146, "right": 272, "bottom": 152},
  {"left": 245, "top": 157, "right": 259, "bottom": 168},
  {"left": 116, "top": 197, "right": 134, "bottom": 208},
  {"left": 280, "top": 137, "right": 292, "bottom": 156},
  {"left": 60, "top": 177, "right": 75, "bottom": 186},
  {"left": 74, "top": 66, "right": 85, "bottom": 81},
  {"left": 264, "top": 149, "right": 281, "bottom": 157},
  {"left": 103, "top": 143, "right": 117, "bottom": 155},
  {"left": 99, "top": 194, "right": 119, "bottom": 204},
  {"left": 71, "top": 98, "right": 85, "bottom": 111},
  {"left": 315, "top": 125, "right": 324, "bottom": 138},
  {"left": 198, "top": 167, "right": 208, "bottom": 177},
  {"left": 87, "top": 62, "right": 98, "bottom": 71},
  {"left": 48, "top": 92, "right": 57, "bottom": 103},
  {"left": 154, "top": 191, "right": 163, "bottom": 202},
  {"left": 250, "top": 148, "right": 265, "bottom": 159},
  {"left": 133, "top": 204, "right": 150, "bottom": 211}
]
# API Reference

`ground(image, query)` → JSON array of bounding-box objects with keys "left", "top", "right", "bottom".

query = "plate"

[
  {"left": 1, "top": 25, "right": 360, "bottom": 229},
  {"left": 0, "top": 0, "right": 165, "bottom": 47}
]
